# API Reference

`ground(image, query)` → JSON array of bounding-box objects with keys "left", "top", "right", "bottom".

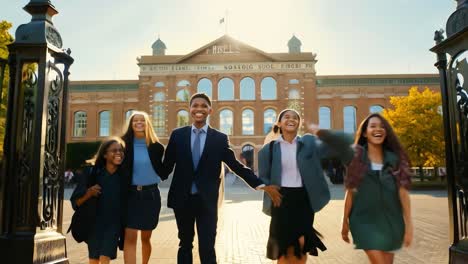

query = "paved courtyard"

[{"left": 64, "top": 184, "right": 449, "bottom": 264}]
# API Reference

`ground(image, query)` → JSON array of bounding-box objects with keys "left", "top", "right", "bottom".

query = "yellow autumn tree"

[
  {"left": 382, "top": 86, "right": 445, "bottom": 178},
  {"left": 0, "top": 21, "right": 13, "bottom": 158}
]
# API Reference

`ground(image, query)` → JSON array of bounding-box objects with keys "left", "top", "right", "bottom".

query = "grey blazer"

[{"left": 258, "top": 130, "right": 354, "bottom": 216}]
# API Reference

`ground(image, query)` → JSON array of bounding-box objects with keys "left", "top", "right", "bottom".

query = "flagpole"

[{"left": 225, "top": 9, "right": 228, "bottom": 35}]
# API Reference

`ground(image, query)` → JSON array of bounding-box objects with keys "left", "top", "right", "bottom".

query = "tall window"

[
  {"left": 176, "top": 89, "right": 190, "bottom": 102},
  {"left": 73, "top": 111, "right": 87, "bottom": 137},
  {"left": 152, "top": 105, "right": 166, "bottom": 136},
  {"left": 177, "top": 110, "right": 190, "bottom": 127},
  {"left": 153, "top": 92, "right": 166, "bottom": 135},
  {"left": 219, "top": 109, "right": 233, "bottom": 135},
  {"left": 264, "top": 109, "right": 276, "bottom": 134},
  {"left": 99, "top": 110, "right": 111, "bottom": 136},
  {"left": 197, "top": 78, "right": 212, "bottom": 98},
  {"left": 369, "top": 105, "right": 384, "bottom": 113},
  {"left": 288, "top": 89, "right": 300, "bottom": 99},
  {"left": 261, "top": 77, "right": 277, "bottom": 100},
  {"left": 242, "top": 109, "right": 254, "bottom": 135},
  {"left": 154, "top": 92, "right": 165, "bottom": 102},
  {"left": 177, "top": 80, "right": 190, "bottom": 87},
  {"left": 218, "top": 78, "right": 234, "bottom": 101},
  {"left": 155, "top": 81, "right": 165, "bottom": 87},
  {"left": 319, "top": 107, "right": 331, "bottom": 129},
  {"left": 343, "top": 106, "right": 357, "bottom": 133},
  {"left": 240, "top": 77, "right": 255, "bottom": 100}
]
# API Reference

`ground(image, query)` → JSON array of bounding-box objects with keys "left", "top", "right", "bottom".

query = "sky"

[{"left": 0, "top": 0, "right": 456, "bottom": 81}]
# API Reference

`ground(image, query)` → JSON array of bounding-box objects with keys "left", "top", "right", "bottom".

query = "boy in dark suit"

[{"left": 163, "top": 93, "right": 281, "bottom": 264}]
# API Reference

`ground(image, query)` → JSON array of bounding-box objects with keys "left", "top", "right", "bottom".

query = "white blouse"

[{"left": 278, "top": 136, "right": 303, "bottom": 187}]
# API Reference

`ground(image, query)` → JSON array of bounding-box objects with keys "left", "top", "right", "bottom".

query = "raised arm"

[{"left": 315, "top": 129, "right": 354, "bottom": 164}]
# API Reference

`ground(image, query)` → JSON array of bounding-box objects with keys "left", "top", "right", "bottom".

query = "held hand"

[
  {"left": 262, "top": 185, "right": 282, "bottom": 207},
  {"left": 86, "top": 184, "right": 101, "bottom": 198},
  {"left": 341, "top": 220, "right": 350, "bottom": 243},
  {"left": 403, "top": 223, "right": 413, "bottom": 247}
]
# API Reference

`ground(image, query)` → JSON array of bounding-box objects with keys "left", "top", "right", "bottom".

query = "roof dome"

[
  {"left": 152, "top": 38, "right": 166, "bottom": 55},
  {"left": 288, "top": 35, "right": 302, "bottom": 46}
]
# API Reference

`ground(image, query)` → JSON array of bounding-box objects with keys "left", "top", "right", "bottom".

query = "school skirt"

[
  {"left": 126, "top": 183, "right": 161, "bottom": 230},
  {"left": 266, "top": 187, "right": 327, "bottom": 260}
]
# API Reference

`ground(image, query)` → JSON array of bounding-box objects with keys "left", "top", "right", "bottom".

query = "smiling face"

[
  {"left": 103, "top": 142, "right": 124, "bottom": 166},
  {"left": 131, "top": 114, "right": 146, "bottom": 133},
  {"left": 278, "top": 110, "right": 300, "bottom": 134},
  {"left": 190, "top": 97, "right": 212, "bottom": 127},
  {"left": 364, "top": 116, "right": 386, "bottom": 146}
]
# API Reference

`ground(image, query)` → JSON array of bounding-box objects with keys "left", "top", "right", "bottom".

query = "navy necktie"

[{"left": 192, "top": 128, "right": 202, "bottom": 170}]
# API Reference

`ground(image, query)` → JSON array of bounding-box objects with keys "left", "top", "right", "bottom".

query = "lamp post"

[
  {"left": 431, "top": 1, "right": 468, "bottom": 263},
  {"left": 0, "top": 1, "right": 73, "bottom": 263}
]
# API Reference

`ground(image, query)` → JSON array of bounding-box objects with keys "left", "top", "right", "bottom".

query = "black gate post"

[
  {"left": 431, "top": 1, "right": 468, "bottom": 263},
  {"left": 0, "top": 1, "right": 73, "bottom": 263}
]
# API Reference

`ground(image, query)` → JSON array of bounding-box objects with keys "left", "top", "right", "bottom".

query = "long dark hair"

[
  {"left": 272, "top": 108, "right": 301, "bottom": 134},
  {"left": 346, "top": 113, "right": 412, "bottom": 189},
  {"left": 86, "top": 137, "right": 125, "bottom": 168}
]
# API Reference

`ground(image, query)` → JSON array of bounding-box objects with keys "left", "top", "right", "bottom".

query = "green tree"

[
  {"left": 382, "top": 86, "right": 445, "bottom": 180},
  {"left": 0, "top": 21, "right": 13, "bottom": 158}
]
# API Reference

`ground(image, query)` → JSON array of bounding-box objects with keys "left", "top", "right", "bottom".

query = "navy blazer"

[{"left": 164, "top": 126, "right": 263, "bottom": 209}]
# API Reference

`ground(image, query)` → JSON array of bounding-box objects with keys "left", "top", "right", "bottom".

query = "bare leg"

[
  {"left": 99, "top": 256, "right": 111, "bottom": 264},
  {"left": 365, "top": 250, "right": 387, "bottom": 264},
  {"left": 141, "top": 230, "right": 153, "bottom": 264},
  {"left": 89, "top": 259, "right": 99, "bottom": 264},
  {"left": 382, "top": 251, "right": 395, "bottom": 264},
  {"left": 124, "top": 228, "right": 139, "bottom": 264}
]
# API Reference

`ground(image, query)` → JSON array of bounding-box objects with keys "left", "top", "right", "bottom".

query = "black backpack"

[{"left": 67, "top": 166, "right": 98, "bottom": 243}]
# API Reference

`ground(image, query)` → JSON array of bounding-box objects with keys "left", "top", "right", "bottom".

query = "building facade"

[{"left": 67, "top": 35, "right": 440, "bottom": 169}]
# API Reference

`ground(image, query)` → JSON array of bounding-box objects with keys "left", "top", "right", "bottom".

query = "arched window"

[
  {"left": 155, "top": 81, "right": 165, "bottom": 87},
  {"left": 218, "top": 78, "right": 234, "bottom": 101},
  {"left": 177, "top": 110, "right": 190, "bottom": 127},
  {"left": 289, "top": 79, "right": 299, "bottom": 84},
  {"left": 125, "top": 109, "right": 136, "bottom": 121},
  {"left": 197, "top": 78, "right": 212, "bottom": 98},
  {"left": 176, "top": 89, "right": 190, "bottom": 102},
  {"left": 242, "top": 109, "right": 254, "bottom": 135},
  {"left": 177, "top": 80, "right": 190, "bottom": 87},
  {"left": 288, "top": 89, "right": 300, "bottom": 100},
  {"left": 319, "top": 107, "right": 331, "bottom": 129},
  {"left": 219, "top": 109, "right": 233, "bottom": 135},
  {"left": 154, "top": 92, "right": 165, "bottom": 102},
  {"left": 343, "top": 106, "right": 357, "bottom": 133},
  {"left": 152, "top": 105, "right": 166, "bottom": 136},
  {"left": 369, "top": 105, "right": 384, "bottom": 114},
  {"left": 73, "top": 111, "right": 87, "bottom": 137},
  {"left": 263, "top": 109, "right": 277, "bottom": 134},
  {"left": 261, "top": 77, "right": 277, "bottom": 100},
  {"left": 99, "top": 110, "right": 111, "bottom": 136},
  {"left": 240, "top": 77, "right": 255, "bottom": 100}
]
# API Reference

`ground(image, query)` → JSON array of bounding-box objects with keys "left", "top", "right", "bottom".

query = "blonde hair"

[{"left": 122, "top": 111, "right": 159, "bottom": 145}]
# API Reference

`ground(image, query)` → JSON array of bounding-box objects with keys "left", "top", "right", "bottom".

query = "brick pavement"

[{"left": 64, "top": 185, "right": 449, "bottom": 264}]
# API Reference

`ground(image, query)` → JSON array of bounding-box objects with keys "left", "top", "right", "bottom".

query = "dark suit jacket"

[{"left": 164, "top": 126, "right": 263, "bottom": 209}]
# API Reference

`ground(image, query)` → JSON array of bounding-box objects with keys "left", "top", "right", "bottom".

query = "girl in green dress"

[{"left": 341, "top": 113, "right": 413, "bottom": 264}]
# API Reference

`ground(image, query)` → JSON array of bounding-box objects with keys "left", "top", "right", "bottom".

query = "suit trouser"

[{"left": 174, "top": 194, "right": 218, "bottom": 264}]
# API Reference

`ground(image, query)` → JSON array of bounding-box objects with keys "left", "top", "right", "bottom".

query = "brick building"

[{"left": 67, "top": 35, "right": 440, "bottom": 169}]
